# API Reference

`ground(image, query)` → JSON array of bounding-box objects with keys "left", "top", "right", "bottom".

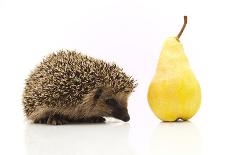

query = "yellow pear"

[{"left": 148, "top": 16, "right": 201, "bottom": 122}]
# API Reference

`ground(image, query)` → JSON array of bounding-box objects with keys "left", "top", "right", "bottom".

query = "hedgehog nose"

[{"left": 122, "top": 115, "right": 130, "bottom": 122}]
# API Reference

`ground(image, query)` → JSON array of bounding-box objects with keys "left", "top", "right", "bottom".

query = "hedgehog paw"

[
  {"left": 34, "top": 117, "right": 48, "bottom": 124},
  {"left": 88, "top": 117, "right": 106, "bottom": 123},
  {"left": 46, "top": 115, "right": 69, "bottom": 125}
]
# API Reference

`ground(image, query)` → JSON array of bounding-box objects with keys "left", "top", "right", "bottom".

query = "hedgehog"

[{"left": 22, "top": 50, "right": 137, "bottom": 125}]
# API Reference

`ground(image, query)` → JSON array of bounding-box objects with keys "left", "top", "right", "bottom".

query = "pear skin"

[{"left": 148, "top": 16, "right": 201, "bottom": 122}]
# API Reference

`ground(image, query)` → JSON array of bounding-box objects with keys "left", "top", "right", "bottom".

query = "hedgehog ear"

[{"left": 94, "top": 88, "right": 103, "bottom": 100}]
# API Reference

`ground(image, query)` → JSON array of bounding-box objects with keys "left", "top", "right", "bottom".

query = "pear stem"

[{"left": 177, "top": 16, "right": 187, "bottom": 39}]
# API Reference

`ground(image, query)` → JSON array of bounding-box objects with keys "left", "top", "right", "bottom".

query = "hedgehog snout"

[
  {"left": 112, "top": 107, "right": 130, "bottom": 122},
  {"left": 105, "top": 98, "right": 130, "bottom": 122}
]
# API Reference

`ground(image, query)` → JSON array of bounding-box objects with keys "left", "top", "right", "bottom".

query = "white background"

[{"left": 0, "top": 0, "right": 232, "bottom": 155}]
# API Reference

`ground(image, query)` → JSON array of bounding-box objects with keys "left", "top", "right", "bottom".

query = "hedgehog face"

[{"left": 92, "top": 88, "right": 130, "bottom": 122}]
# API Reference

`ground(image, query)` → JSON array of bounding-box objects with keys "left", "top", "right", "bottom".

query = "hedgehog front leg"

[
  {"left": 34, "top": 117, "right": 48, "bottom": 124},
  {"left": 47, "top": 115, "right": 70, "bottom": 125},
  {"left": 34, "top": 114, "right": 69, "bottom": 125}
]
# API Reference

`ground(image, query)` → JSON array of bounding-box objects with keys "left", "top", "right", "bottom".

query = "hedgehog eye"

[
  {"left": 105, "top": 98, "right": 118, "bottom": 106},
  {"left": 94, "top": 89, "right": 103, "bottom": 100}
]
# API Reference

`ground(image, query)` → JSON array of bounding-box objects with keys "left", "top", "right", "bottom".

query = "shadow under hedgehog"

[{"left": 22, "top": 50, "right": 137, "bottom": 125}]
